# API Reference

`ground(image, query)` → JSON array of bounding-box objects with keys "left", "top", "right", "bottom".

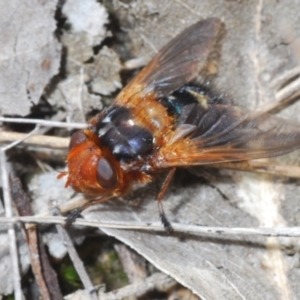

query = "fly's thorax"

[{"left": 90, "top": 100, "right": 173, "bottom": 162}]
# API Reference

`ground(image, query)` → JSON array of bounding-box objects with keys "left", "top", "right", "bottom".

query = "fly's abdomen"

[{"left": 158, "top": 83, "right": 219, "bottom": 119}]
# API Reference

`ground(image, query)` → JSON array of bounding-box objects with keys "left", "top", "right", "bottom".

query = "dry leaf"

[
  {"left": 0, "top": 0, "right": 61, "bottom": 116},
  {"left": 62, "top": 0, "right": 108, "bottom": 48}
]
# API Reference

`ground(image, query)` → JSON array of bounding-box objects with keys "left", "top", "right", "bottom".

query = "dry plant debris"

[
  {"left": 1, "top": 1, "right": 300, "bottom": 300},
  {"left": 0, "top": 0, "right": 61, "bottom": 116}
]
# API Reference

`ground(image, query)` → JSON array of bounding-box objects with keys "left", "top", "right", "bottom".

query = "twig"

[
  {"left": 261, "top": 71, "right": 300, "bottom": 113},
  {"left": 137, "top": 31, "right": 158, "bottom": 54},
  {"left": 123, "top": 57, "right": 147, "bottom": 70},
  {"left": 10, "top": 177, "right": 63, "bottom": 300},
  {"left": 77, "top": 67, "right": 84, "bottom": 112},
  {"left": 2, "top": 130, "right": 300, "bottom": 178},
  {"left": 261, "top": 89, "right": 300, "bottom": 114},
  {"left": 0, "top": 131, "right": 69, "bottom": 149},
  {"left": 174, "top": 0, "right": 201, "bottom": 17},
  {"left": 97, "top": 272, "right": 175, "bottom": 300},
  {"left": 1, "top": 216, "right": 300, "bottom": 238},
  {"left": 52, "top": 209, "right": 97, "bottom": 300},
  {"left": 209, "top": 161, "right": 300, "bottom": 178},
  {"left": 37, "top": 111, "right": 67, "bottom": 135},
  {"left": 0, "top": 150, "right": 22, "bottom": 300},
  {"left": 27, "top": 228, "right": 51, "bottom": 300},
  {"left": 2, "top": 125, "right": 40, "bottom": 151},
  {"left": 10, "top": 177, "right": 51, "bottom": 300},
  {"left": 0, "top": 116, "right": 87, "bottom": 129},
  {"left": 114, "top": 244, "right": 147, "bottom": 284},
  {"left": 276, "top": 76, "right": 300, "bottom": 102},
  {"left": 270, "top": 66, "right": 300, "bottom": 89}
]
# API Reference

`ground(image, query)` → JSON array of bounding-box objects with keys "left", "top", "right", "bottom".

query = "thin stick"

[
  {"left": 0, "top": 131, "right": 69, "bottom": 149},
  {"left": 261, "top": 89, "right": 300, "bottom": 114},
  {"left": 27, "top": 228, "right": 51, "bottom": 299},
  {"left": 3, "top": 130, "right": 300, "bottom": 179},
  {"left": 1, "top": 216, "right": 300, "bottom": 238},
  {"left": 0, "top": 150, "right": 22, "bottom": 300},
  {"left": 37, "top": 111, "right": 67, "bottom": 135},
  {"left": 174, "top": 0, "right": 201, "bottom": 17},
  {"left": 2, "top": 126, "right": 40, "bottom": 151},
  {"left": 10, "top": 177, "right": 62, "bottom": 299},
  {"left": 270, "top": 66, "right": 300, "bottom": 89},
  {"left": 138, "top": 32, "right": 158, "bottom": 54},
  {"left": 277, "top": 78, "right": 300, "bottom": 102},
  {"left": 209, "top": 161, "right": 300, "bottom": 178},
  {"left": 54, "top": 220, "right": 97, "bottom": 299},
  {"left": 123, "top": 57, "right": 147, "bottom": 70},
  {"left": 0, "top": 116, "right": 87, "bottom": 129},
  {"left": 260, "top": 67, "right": 300, "bottom": 114},
  {"left": 97, "top": 272, "right": 175, "bottom": 300}
]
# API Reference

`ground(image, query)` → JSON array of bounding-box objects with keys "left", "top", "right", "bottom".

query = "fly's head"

[{"left": 61, "top": 130, "right": 121, "bottom": 196}]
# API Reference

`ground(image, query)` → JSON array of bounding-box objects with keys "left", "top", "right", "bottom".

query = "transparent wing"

[
  {"left": 115, "top": 18, "right": 223, "bottom": 105},
  {"left": 157, "top": 104, "right": 300, "bottom": 167}
]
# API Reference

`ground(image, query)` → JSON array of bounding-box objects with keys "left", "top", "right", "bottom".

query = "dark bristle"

[
  {"left": 65, "top": 208, "right": 82, "bottom": 227},
  {"left": 160, "top": 212, "right": 174, "bottom": 233}
]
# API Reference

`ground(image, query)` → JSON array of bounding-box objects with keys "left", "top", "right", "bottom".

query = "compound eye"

[
  {"left": 69, "top": 131, "right": 87, "bottom": 150},
  {"left": 96, "top": 158, "right": 118, "bottom": 189}
]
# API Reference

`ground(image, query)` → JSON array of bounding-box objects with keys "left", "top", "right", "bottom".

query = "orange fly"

[{"left": 59, "top": 18, "right": 300, "bottom": 231}]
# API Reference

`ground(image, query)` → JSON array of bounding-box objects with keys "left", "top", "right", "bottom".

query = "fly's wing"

[
  {"left": 157, "top": 104, "right": 300, "bottom": 167},
  {"left": 115, "top": 18, "right": 223, "bottom": 105}
]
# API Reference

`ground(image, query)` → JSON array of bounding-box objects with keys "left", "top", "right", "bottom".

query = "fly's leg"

[
  {"left": 66, "top": 196, "right": 113, "bottom": 226},
  {"left": 157, "top": 168, "right": 176, "bottom": 233}
]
